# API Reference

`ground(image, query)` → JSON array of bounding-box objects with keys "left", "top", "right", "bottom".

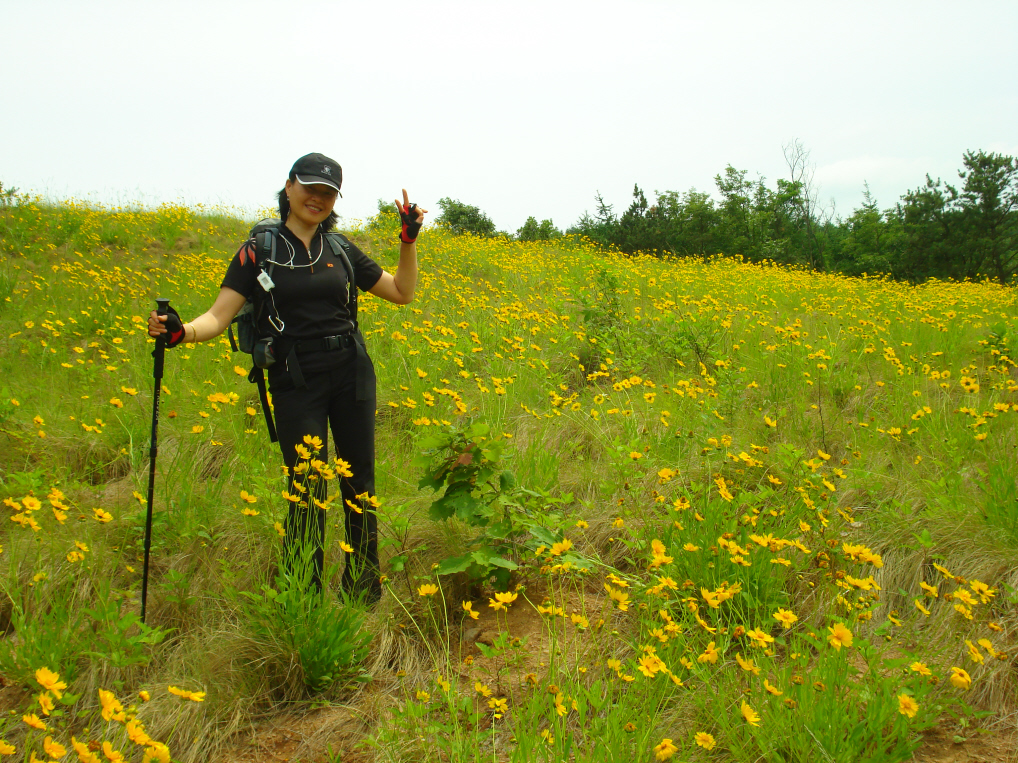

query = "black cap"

[{"left": 290, "top": 152, "right": 343, "bottom": 195}]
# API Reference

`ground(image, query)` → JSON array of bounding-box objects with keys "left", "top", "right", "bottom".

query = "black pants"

[{"left": 268, "top": 344, "right": 378, "bottom": 594}]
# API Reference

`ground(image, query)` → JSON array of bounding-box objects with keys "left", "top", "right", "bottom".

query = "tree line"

[{"left": 434, "top": 146, "right": 1018, "bottom": 284}]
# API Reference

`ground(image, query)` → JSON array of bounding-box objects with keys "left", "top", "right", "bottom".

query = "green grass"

[{"left": 0, "top": 196, "right": 1015, "bottom": 761}]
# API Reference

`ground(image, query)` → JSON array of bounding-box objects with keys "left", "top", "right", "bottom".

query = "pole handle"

[{"left": 152, "top": 298, "right": 171, "bottom": 379}]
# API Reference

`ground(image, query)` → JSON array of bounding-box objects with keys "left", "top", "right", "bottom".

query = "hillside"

[{"left": 0, "top": 197, "right": 1016, "bottom": 762}]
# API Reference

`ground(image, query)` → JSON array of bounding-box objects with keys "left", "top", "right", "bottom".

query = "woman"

[{"left": 148, "top": 152, "right": 425, "bottom": 602}]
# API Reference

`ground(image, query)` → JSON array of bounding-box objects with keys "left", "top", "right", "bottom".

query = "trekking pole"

[{"left": 141, "top": 297, "right": 170, "bottom": 624}]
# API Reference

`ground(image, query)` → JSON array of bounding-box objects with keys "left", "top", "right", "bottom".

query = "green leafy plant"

[
  {"left": 414, "top": 421, "right": 570, "bottom": 590},
  {"left": 81, "top": 580, "right": 167, "bottom": 668}
]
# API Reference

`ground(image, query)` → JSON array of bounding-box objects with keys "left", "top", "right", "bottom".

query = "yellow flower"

[
  {"left": 339, "top": 541, "right": 354, "bottom": 553},
  {"left": 897, "top": 693, "right": 919, "bottom": 718},
  {"left": 239, "top": 490, "right": 257, "bottom": 503},
  {"left": 37, "top": 692, "right": 54, "bottom": 715},
  {"left": 553, "top": 692, "right": 568, "bottom": 717},
  {"left": 697, "top": 641, "right": 719, "bottom": 664},
  {"left": 139, "top": 690, "right": 151, "bottom": 702},
  {"left": 764, "top": 679, "right": 783, "bottom": 696},
  {"left": 970, "top": 579, "right": 995, "bottom": 603},
  {"left": 637, "top": 653, "right": 665, "bottom": 677},
  {"left": 492, "top": 591, "right": 518, "bottom": 608},
  {"left": 0, "top": 739, "right": 15, "bottom": 755},
  {"left": 142, "top": 743, "right": 171, "bottom": 763},
  {"left": 462, "top": 601, "right": 479, "bottom": 620},
  {"left": 949, "top": 667, "right": 971, "bottom": 690},
  {"left": 548, "top": 537, "right": 573, "bottom": 556},
  {"left": 977, "top": 638, "right": 997, "bottom": 658},
  {"left": 746, "top": 628, "right": 775, "bottom": 648},
  {"left": 93, "top": 508, "right": 113, "bottom": 523},
  {"left": 474, "top": 681, "right": 491, "bottom": 697},
  {"left": 965, "top": 640, "right": 984, "bottom": 665},
  {"left": 22, "top": 713, "right": 46, "bottom": 731},
  {"left": 740, "top": 701, "right": 761, "bottom": 726},
  {"left": 43, "top": 736, "right": 67, "bottom": 759},
  {"left": 72, "top": 737, "right": 98, "bottom": 763},
  {"left": 694, "top": 732, "right": 716, "bottom": 750},
  {"left": 167, "top": 685, "right": 205, "bottom": 702},
  {"left": 827, "top": 622, "right": 853, "bottom": 651},
  {"left": 653, "top": 738, "right": 678, "bottom": 760},
  {"left": 735, "top": 652, "right": 760, "bottom": 675},
  {"left": 97, "top": 689, "right": 124, "bottom": 722},
  {"left": 34, "top": 668, "right": 67, "bottom": 699},
  {"left": 773, "top": 608, "right": 798, "bottom": 629},
  {"left": 418, "top": 583, "right": 439, "bottom": 597},
  {"left": 103, "top": 741, "right": 125, "bottom": 762},
  {"left": 302, "top": 434, "right": 323, "bottom": 449},
  {"left": 910, "top": 662, "right": 932, "bottom": 676}
]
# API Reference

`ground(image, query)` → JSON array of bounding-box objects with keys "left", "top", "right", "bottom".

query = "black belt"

[
  {"left": 283, "top": 331, "right": 373, "bottom": 402},
  {"left": 293, "top": 334, "right": 358, "bottom": 354}
]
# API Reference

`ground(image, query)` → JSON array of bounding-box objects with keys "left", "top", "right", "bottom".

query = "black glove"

[
  {"left": 397, "top": 201, "right": 422, "bottom": 243},
  {"left": 163, "top": 305, "right": 186, "bottom": 348}
]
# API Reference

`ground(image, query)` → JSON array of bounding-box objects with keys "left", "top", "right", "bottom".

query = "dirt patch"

[
  {"left": 914, "top": 719, "right": 1017, "bottom": 763},
  {"left": 224, "top": 705, "right": 372, "bottom": 763}
]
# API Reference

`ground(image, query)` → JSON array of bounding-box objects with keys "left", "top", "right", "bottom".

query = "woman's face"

[{"left": 285, "top": 178, "right": 338, "bottom": 227}]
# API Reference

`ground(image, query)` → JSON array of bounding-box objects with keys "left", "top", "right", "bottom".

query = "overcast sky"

[{"left": 3, "top": 0, "right": 1016, "bottom": 233}]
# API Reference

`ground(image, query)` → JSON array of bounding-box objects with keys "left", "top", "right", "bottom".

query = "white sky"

[{"left": 3, "top": 0, "right": 1016, "bottom": 233}]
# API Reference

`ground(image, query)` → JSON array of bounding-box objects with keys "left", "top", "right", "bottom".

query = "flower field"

[{"left": 0, "top": 197, "right": 1015, "bottom": 762}]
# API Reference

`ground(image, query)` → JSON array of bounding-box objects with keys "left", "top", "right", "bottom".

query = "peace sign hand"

[{"left": 395, "top": 189, "right": 427, "bottom": 243}]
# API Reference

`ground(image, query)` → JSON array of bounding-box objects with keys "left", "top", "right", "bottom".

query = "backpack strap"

[
  {"left": 253, "top": 231, "right": 279, "bottom": 333},
  {"left": 325, "top": 233, "right": 358, "bottom": 331},
  {"left": 248, "top": 366, "right": 278, "bottom": 443},
  {"left": 247, "top": 230, "right": 284, "bottom": 439}
]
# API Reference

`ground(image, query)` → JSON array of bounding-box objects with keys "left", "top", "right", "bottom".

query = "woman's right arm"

[{"left": 147, "top": 287, "right": 247, "bottom": 343}]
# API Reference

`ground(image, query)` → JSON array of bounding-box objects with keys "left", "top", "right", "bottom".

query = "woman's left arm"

[{"left": 368, "top": 189, "right": 426, "bottom": 306}]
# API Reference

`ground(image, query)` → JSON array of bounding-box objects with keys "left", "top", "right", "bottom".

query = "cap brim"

[{"left": 295, "top": 175, "right": 342, "bottom": 196}]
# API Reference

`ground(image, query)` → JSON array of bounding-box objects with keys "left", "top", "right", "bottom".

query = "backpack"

[{"left": 228, "top": 218, "right": 358, "bottom": 442}]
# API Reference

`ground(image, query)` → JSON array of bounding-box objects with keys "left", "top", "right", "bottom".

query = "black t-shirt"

[{"left": 221, "top": 225, "right": 383, "bottom": 341}]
